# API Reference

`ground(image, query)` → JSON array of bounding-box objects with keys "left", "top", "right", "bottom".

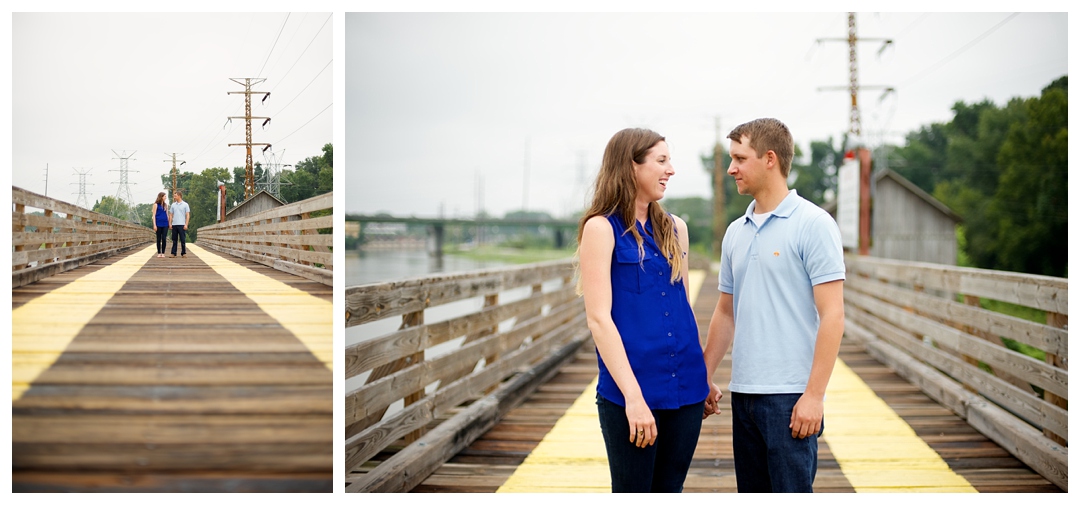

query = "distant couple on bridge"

[
  {"left": 152, "top": 191, "right": 191, "bottom": 259},
  {"left": 577, "top": 118, "right": 846, "bottom": 493}
]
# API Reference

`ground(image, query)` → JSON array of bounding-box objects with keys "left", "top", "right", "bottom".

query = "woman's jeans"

[
  {"left": 596, "top": 394, "right": 704, "bottom": 493},
  {"left": 730, "top": 392, "right": 821, "bottom": 493},
  {"left": 155, "top": 226, "right": 168, "bottom": 254}
]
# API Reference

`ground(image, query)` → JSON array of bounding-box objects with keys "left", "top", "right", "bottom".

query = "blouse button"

[
  {"left": 667, "top": 332, "right": 672, "bottom": 336},
  {"left": 671, "top": 373, "right": 677, "bottom": 377},
  {"left": 661, "top": 292, "right": 666, "bottom": 296},
  {"left": 664, "top": 312, "right": 669, "bottom": 316}
]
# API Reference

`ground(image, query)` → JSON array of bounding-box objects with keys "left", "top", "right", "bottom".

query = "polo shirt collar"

[{"left": 742, "top": 189, "right": 800, "bottom": 223}]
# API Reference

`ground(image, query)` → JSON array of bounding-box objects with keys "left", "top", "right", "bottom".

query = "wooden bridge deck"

[
  {"left": 11, "top": 243, "right": 333, "bottom": 492},
  {"left": 393, "top": 271, "right": 1062, "bottom": 493}
]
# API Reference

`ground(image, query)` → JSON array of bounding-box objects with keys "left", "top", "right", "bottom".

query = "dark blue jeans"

[
  {"left": 171, "top": 225, "right": 187, "bottom": 256},
  {"left": 596, "top": 394, "right": 704, "bottom": 493},
  {"left": 155, "top": 226, "right": 168, "bottom": 254},
  {"left": 730, "top": 392, "right": 822, "bottom": 493}
]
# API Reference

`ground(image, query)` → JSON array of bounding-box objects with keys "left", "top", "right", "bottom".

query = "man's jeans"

[
  {"left": 596, "top": 394, "right": 704, "bottom": 493},
  {"left": 730, "top": 392, "right": 821, "bottom": 493},
  {"left": 171, "top": 225, "right": 187, "bottom": 256}
]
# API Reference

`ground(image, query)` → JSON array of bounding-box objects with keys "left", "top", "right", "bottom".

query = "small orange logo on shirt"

[{"left": 773, "top": 251, "right": 780, "bottom": 257}]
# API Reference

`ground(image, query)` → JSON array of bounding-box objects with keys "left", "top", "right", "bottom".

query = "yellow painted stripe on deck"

[
  {"left": 188, "top": 244, "right": 332, "bottom": 371},
  {"left": 11, "top": 245, "right": 156, "bottom": 400},
  {"left": 823, "top": 359, "right": 976, "bottom": 492},
  {"left": 497, "top": 269, "right": 707, "bottom": 493}
]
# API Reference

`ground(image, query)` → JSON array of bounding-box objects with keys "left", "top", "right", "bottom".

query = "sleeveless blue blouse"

[
  {"left": 155, "top": 203, "right": 170, "bottom": 227},
  {"left": 596, "top": 213, "right": 709, "bottom": 410}
]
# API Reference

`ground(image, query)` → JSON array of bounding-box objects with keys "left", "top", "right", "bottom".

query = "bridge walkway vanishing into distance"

[
  {"left": 347, "top": 256, "right": 1067, "bottom": 493},
  {"left": 11, "top": 187, "right": 333, "bottom": 492}
]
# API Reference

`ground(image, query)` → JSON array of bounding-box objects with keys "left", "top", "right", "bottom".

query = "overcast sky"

[
  {"left": 346, "top": 10, "right": 1067, "bottom": 219},
  {"left": 11, "top": 12, "right": 333, "bottom": 208}
]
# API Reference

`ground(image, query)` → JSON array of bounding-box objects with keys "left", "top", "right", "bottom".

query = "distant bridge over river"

[{"left": 345, "top": 214, "right": 579, "bottom": 254}]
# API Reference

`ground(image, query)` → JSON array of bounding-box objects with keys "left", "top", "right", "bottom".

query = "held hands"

[
  {"left": 625, "top": 397, "right": 656, "bottom": 448},
  {"left": 789, "top": 393, "right": 824, "bottom": 439},
  {"left": 702, "top": 382, "right": 723, "bottom": 419}
]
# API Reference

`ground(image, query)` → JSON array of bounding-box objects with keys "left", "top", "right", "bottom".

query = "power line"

[
  {"left": 273, "top": 102, "right": 331, "bottom": 144},
  {"left": 257, "top": 13, "right": 291, "bottom": 78},
  {"left": 270, "top": 14, "right": 332, "bottom": 94},
  {"left": 274, "top": 59, "right": 332, "bottom": 116},
  {"left": 901, "top": 13, "right": 1021, "bottom": 87}
]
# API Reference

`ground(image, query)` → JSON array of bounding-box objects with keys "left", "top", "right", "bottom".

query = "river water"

[{"left": 344, "top": 248, "right": 513, "bottom": 286}]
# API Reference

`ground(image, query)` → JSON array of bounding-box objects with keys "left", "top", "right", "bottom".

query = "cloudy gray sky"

[
  {"left": 345, "top": 10, "right": 1067, "bottom": 220},
  {"left": 12, "top": 12, "right": 333, "bottom": 208}
]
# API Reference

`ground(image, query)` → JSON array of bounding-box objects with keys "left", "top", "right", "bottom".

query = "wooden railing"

[
  {"left": 843, "top": 255, "right": 1068, "bottom": 491},
  {"left": 344, "top": 259, "right": 589, "bottom": 492},
  {"left": 11, "top": 187, "right": 154, "bottom": 288},
  {"left": 197, "top": 192, "right": 332, "bottom": 285}
]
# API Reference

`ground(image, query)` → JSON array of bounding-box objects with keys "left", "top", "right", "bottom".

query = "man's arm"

[
  {"left": 184, "top": 204, "right": 190, "bottom": 230},
  {"left": 789, "top": 279, "right": 844, "bottom": 438},
  {"left": 701, "top": 292, "right": 734, "bottom": 417}
]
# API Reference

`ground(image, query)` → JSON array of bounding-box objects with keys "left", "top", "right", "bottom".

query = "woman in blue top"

[
  {"left": 152, "top": 191, "right": 171, "bottom": 258},
  {"left": 576, "top": 128, "right": 713, "bottom": 492}
]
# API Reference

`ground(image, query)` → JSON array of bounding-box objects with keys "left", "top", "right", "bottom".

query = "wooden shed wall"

[{"left": 870, "top": 176, "right": 958, "bottom": 265}]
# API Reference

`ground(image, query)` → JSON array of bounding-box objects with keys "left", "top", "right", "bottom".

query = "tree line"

[
  {"left": 93, "top": 143, "right": 332, "bottom": 241},
  {"left": 689, "top": 76, "right": 1066, "bottom": 278}
]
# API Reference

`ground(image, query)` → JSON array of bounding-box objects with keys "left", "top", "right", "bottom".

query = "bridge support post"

[{"left": 428, "top": 224, "right": 444, "bottom": 266}]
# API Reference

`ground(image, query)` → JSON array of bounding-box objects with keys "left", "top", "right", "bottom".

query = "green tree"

[
  {"left": 986, "top": 77, "right": 1067, "bottom": 276},
  {"left": 92, "top": 196, "right": 133, "bottom": 222},
  {"left": 662, "top": 196, "right": 712, "bottom": 249},
  {"left": 791, "top": 138, "right": 845, "bottom": 205}
]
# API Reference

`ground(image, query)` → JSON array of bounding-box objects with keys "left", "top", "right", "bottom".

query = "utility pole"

[
  {"left": 110, "top": 150, "right": 138, "bottom": 222},
  {"left": 43, "top": 164, "right": 49, "bottom": 197},
  {"left": 712, "top": 116, "right": 725, "bottom": 262},
  {"left": 72, "top": 168, "right": 93, "bottom": 209},
  {"left": 817, "top": 13, "right": 892, "bottom": 256},
  {"left": 164, "top": 153, "right": 186, "bottom": 196},
  {"left": 816, "top": 12, "right": 893, "bottom": 139},
  {"left": 228, "top": 77, "right": 271, "bottom": 200}
]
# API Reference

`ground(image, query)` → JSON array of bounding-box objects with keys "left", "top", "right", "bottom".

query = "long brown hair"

[
  {"left": 575, "top": 128, "right": 683, "bottom": 291},
  {"left": 154, "top": 192, "right": 167, "bottom": 208}
]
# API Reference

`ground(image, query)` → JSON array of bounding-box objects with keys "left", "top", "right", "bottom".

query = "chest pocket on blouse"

[{"left": 612, "top": 246, "right": 648, "bottom": 294}]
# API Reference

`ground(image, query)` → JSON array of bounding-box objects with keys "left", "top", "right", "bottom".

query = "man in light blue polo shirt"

[
  {"left": 701, "top": 118, "right": 846, "bottom": 492},
  {"left": 169, "top": 191, "right": 191, "bottom": 258}
]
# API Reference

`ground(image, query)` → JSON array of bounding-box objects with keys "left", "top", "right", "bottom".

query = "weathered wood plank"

[
  {"left": 11, "top": 246, "right": 333, "bottom": 491},
  {"left": 347, "top": 286, "right": 577, "bottom": 378},
  {"left": 847, "top": 255, "right": 1067, "bottom": 315},
  {"left": 345, "top": 259, "right": 574, "bottom": 327},
  {"left": 847, "top": 289, "right": 1068, "bottom": 399}
]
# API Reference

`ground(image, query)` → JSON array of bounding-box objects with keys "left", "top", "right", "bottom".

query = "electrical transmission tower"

[
  {"left": 72, "top": 168, "right": 93, "bottom": 209},
  {"left": 164, "top": 153, "right": 186, "bottom": 195},
  {"left": 110, "top": 150, "right": 139, "bottom": 222},
  {"left": 228, "top": 78, "right": 271, "bottom": 200},
  {"left": 259, "top": 149, "right": 291, "bottom": 200},
  {"left": 817, "top": 12, "right": 894, "bottom": 140}
]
